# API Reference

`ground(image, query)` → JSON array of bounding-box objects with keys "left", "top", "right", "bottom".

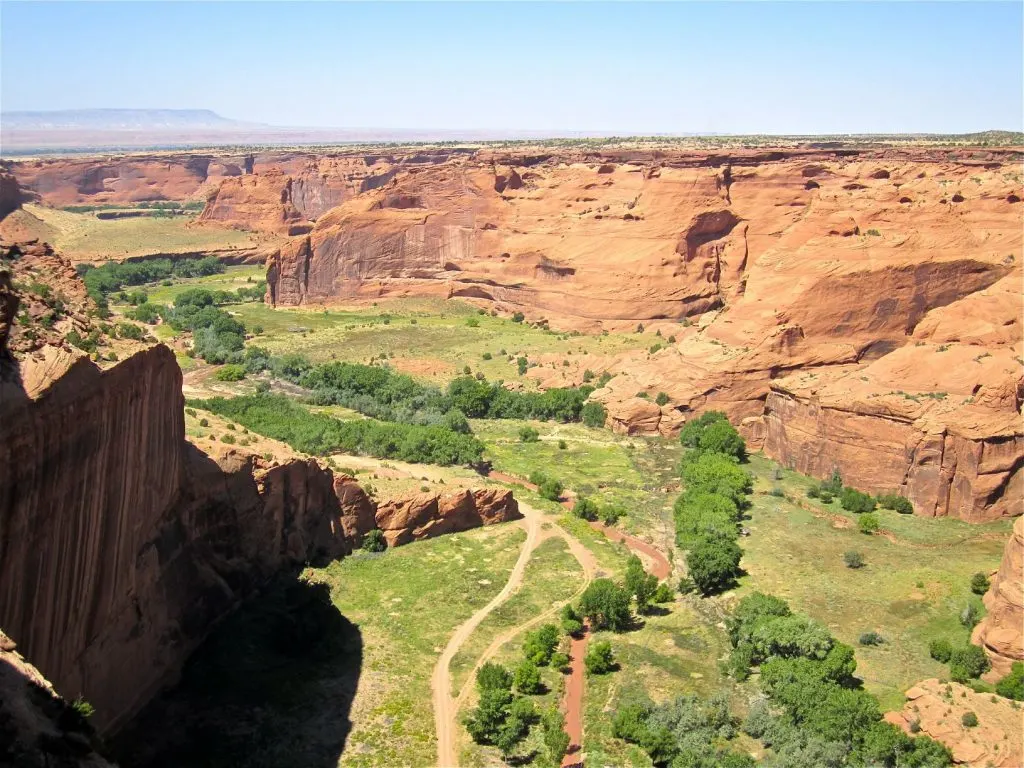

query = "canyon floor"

[{"left": 103, "top": 268, "right": 1015, "bottom": 767}]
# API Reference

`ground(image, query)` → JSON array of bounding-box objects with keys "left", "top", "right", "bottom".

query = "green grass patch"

[
  {"left": 317, "top": 523, "right": 527, "bottom": 767},
  {"left": 25, "top": 203, "right": 259, "bottom": 260},
  {"left": 739, "top": 454, "right": 1010, "bottom": 710},
  {"left": 449, "top": 536, "right": 585, "bottom": 695}
]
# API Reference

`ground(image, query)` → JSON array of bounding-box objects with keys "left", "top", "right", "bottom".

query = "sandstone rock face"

[
  {"left": 6, "top": 154, "right": 221, "bottom": 205},
  {"left": 0, "top": 629, "right": 116, "bottom": 767},
  {"left": 0, "top": 344, "right": 356, "bottom": 735},
  {"left": 374, "top": 488, "right": 520, "bottom": 547},
  {"left": 8, "top": 146, "right": 1021, "bottom": 521},
  {"left": 885, "top": 679, "right": 1023, "bottom": 767},
  {"left": 972, "top": 516, "right": 1024, "bottom": 677},
  {"left": 606, "top": 396, "right": 663, "bottom": 435},
  {"left": 197, "top": 170, "right": 312, "bottom": 235}
]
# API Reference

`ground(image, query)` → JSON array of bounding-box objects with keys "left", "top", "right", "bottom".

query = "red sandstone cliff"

[
  {"left": 7, "top": 147, "right": 1021, "bottom": 521},
  {"left": 972, "top": 516, "right": 1023, "bottom": 677}
]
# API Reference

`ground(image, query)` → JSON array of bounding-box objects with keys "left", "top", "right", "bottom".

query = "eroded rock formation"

[
  {"left": 374, "top": 487, "right": 520, "bottom": 547},
  {"left": 7, "top": 146, "right": 1021, "bottom": 521},
  {"left": 884, "top": 679, "right": 1024, "bottom": 767},
  {"left": 972, "top": 516, "right": 1024, "bottom": 677}
]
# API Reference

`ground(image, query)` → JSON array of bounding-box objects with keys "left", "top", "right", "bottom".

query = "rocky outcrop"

[
  {"left": 197, "top": 170, "right": 312, "bottom": 236},
  {"left": 0, "top": 331, "right": 522, "bottom": 738},
  {"left": 972, "top": 516, "right": 1024, "bottom": 677},
  {"left": 761, "top": 382, "right": 1023, "bottom": 521},
  {"left": 374, "top": 488, "right": 520, "bottom": 547},
  {"left": 0, "top": 340, "right": 362, "bottom": 735},
  {"left": 884, "top": 679, "right": 1023, "bottom": 767},
  {"left": 0, "top": 630, "right": 117, "bottom": 767}
]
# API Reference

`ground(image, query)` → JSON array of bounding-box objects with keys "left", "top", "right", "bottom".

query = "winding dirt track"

[
  {"left": 432, "top": 471, "right": 672, "bottom": 768},
  {"left": 432, "top": 504, "right": 544, "bottom": 767}
]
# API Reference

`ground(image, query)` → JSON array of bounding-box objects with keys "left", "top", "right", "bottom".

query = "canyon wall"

[
  {"left": 7, "top": 146, "right": 1021, "bottom": 520},
  {"left": 0, "top": 343, "right": 352, "bottom": 733},
  {"left": 972, "top": 516, "right": 1024, "bottom": 678},
  {"left": 0, "top": 239, "right": 520, "bottom": 735}
]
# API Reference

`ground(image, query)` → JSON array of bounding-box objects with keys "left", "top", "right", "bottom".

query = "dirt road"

[
  {"left": 432, "top": 504, "right": 544, "bottom": 767},
  {"left": 434, "top": 470, "right": 672, "bottom": 768}
]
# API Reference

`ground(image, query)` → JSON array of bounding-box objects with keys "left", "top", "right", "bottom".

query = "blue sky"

[{"left": 2, "top": 1, "right": 1021, "bottom": 134}]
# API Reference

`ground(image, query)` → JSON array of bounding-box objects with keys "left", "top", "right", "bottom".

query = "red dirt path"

[{"left": 483, "top": 470, "right": 672, "bottom": 767}]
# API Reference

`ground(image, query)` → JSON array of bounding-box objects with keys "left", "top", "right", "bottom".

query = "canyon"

[
  {"left": 0, "top": 239, "right": 519, "bottom": 739},
  {"left": 1, "top": 142, "right": 1021, "bottom": 766},
  {"left": 9, "top": 144, "right": 1019, "bottom": 521}
]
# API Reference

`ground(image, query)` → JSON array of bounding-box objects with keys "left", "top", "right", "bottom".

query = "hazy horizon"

[{"left": 2, "top": 1, "right": 1023, "bottom": 135}]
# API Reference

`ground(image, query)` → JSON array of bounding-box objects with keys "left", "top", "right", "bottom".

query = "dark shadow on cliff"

[{"left": 109, "top": 573, "right": 362, "bottom": 768}]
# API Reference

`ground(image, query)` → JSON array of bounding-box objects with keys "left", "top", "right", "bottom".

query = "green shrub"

[
  {"left": 995, "top": 662, "right": 1024, "bottom": 700},
  {"left": 687, "top": 533, "right": 742, "bottom": 595},
  {"left": 821, "top": 469, "right": 843, "bottom": 495},
  {"left": 970, "top": 572, "right": 991, "bottom": 595},
  {"left": 878, "top": 493, "right": 913, "bottom": 514},
  {"left": 558, "top": 439, "right": 567, "bottom": 450},
  {"left": 807, "top": 485, "right": 820, "bottom": 499},
  {"left": 70, "top": 696, "right": 95, "bottom": 719},
  {"left": 361, "top": 529, "right": 387, "bottom": 552},
  {"left": 844, "top": 550, "right": 865, "bottom": 569},
  {"left": 578, "top": 579, "right": 632, "bottom": 631},
  {"left": 573, "top": 496, "right": 600, "bottom": 522},
  {"left": 538, "top": 477, "right": 564, "bottom": 502},
  {"left": 601, "top": 504, "right": 624, "bottom": 526},
  {"left": 655, "top": 391, "right": 670, "bottom": 406},
  {"left": 550, "top": 652, "right": 571, "bottom": 672},
  {"left": 560, "top": 605, "right": 583, "bottom": 636},
  {"left": 653, "top": 583, "right": 675, "bottom": 603},
  {"left": 929, "top": 638, "right": 953, "bottom": 663},
  {"left": 512, "top": 311, "right": 525, "bottom": 323},
  {"left": 514, "top": 660, "right": 543, "bottom": 694},
  {"left": 522, "top": 624, "right": 559, "bottom": 666},
  {"left": 581, "top": 401, "right": 607, "bottom": 428},
  {"left": 961, "top": 711, "right": 978, "bottom": 727},
  {"left": 859, "top": 632, "right": 884, "bottom": 646},
  {"left": 215, "top": 364, "right": 246, "bottom": 382},
  {"left": 819, "top": 490, "right": 835, "bottom": 504},
  {"left": 949, "top": 645, "right": 990, "bottom": 682},
  {"left": 841, "top": 487, "right": 877, "bottom": 513},
  {"left": 466, "top": 317, "right": 480, "bottom": 327},
  {"left": 518, "top": 426, "right": 540, "bottom": 443},
  {"left": 585, "top": 641, "right": 615, "bottom": 674},
  {"left": 858, "top": 513, "right": 880, "bottom": 535},
  {"left": 959, "top": 603, "right": 981, "bottom": 629},
  {"left": 482, "top": 351, "right": 492, "bottom": 360}
]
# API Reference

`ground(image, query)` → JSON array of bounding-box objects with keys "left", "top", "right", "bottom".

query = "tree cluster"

[
  {"left": 808, "top": 470, "right": 916, "bottom": 516},
  {"left": 464, "top": 663, "right": 536, "bottom": 758},
  {"left": 729, "top": 592, "right": 952, "bottom": 767},
  {"left": 78, "top": 255, "right": 225, "bottom": 304},
  {"left": 191, "top": 393, "right": 484, "bottom": 466},
  {"left": 612, "top": 692, "right": 753, "bottom": 767},
  {"left": 674, "top": 413, "right": 751, "bottom": 595}
]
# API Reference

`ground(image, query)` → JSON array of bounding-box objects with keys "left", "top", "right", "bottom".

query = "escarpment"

[
  {"left": 7, "top": 146, "right": 1022, "bottom": 521},
  {"left": 0, "top": 266, "right": 520, "bottom": 736}
]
